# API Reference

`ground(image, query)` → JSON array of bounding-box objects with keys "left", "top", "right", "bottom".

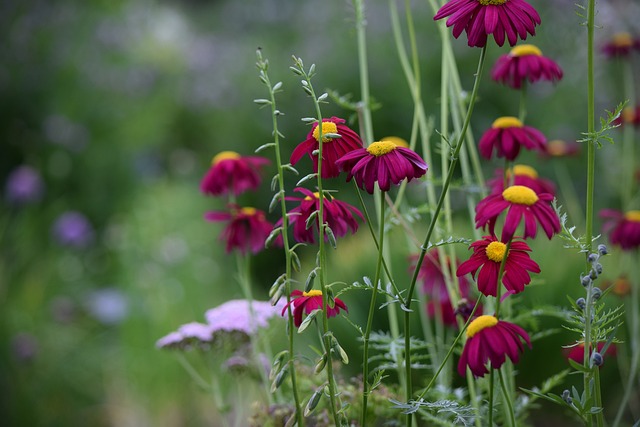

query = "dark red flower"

[
  {"left": 600, "top": 209, "right": 640, "bottom": 250},
  {"left": 602, "top": 32, "right": 640, "bottom": 58},
  {"left": 475, "top": 185, "right": 560, "bottom": 241},
  {"left": 336, "top": 140, "right": 427, "bottom": 194},
  {"left": 563, "top": 342, "right": 617, "bottom": 366},
  {"left": 433, "top": 0, "right": 541, "bottom": 48},
  {"left": 201, "top": 151, "right": 270, "bottom": 196},
  {"left": 279, "top": 187, "right": 364, "bottom": 244},
  {"left": 491, "top": 44, "right": 563, "bottom": 89},
  {"left": 479, "top": 117, "right": 546, "bottom": 161},
  {"left": 457, "top": 235, "right": 540, "bottom": 297},
  {"left": 488, "top": 165, "right": 556, "bottom": 196},
  {"left": 281, "top": 290, "right": 348, "bottom": 327},
  {"left": 205, "top": 205, "right": 281, "bottom": 254},
  {"left": 290, "top": 117, "right": 363, "bottom": 179},
  {"left": 458, "top": 315, "right": 531, "bottom": 377}
]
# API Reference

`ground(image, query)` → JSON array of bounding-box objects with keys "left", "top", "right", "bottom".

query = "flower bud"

[
  {"left": 587, "top": 253, "right": 598, "bottom": 264},
  {"left": 561, "top": 389, "right": 573, "bottom": 404},
  {"left": 591, "top": 351, "right": 603, "bottom": 367},
  {"left": 589, "top": 269, "right": 598, "bottom": 280},
  {"left": 592, "top": 287, "right": 602, "bottom": 301},
  {"left": 595, "top": 263, "right": 603, "bottom": 275},
  {"left": 576, "top": 297, "right": 586, "bottom": 310},
  {"left": 597, "top": 244, "right": 608, "bottom": 256},
  {"left": 581, "top": 274, "right": 592, "bottom": 287}
]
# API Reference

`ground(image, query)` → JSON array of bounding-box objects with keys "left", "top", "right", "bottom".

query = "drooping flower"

[
  {"left": 563, "top": 342, "right": 617, "bottom": 366},
  {"left": 600, "top": 209, "right": 640, "bottom": 250},
  {"left": 491, "top": 44, "right": 563, "bottom": 89},
  {"left": 411, "top": 249, "right": 477, "bottom": 326},
  {"left": 51, "top": 211, "right": 95, "bottom": 248},
  {"left": 457, "top": 235, "right": 540, "bottom": 297},
  {"left": 479, "top": 117, "right": 546, "bottom": 161},
  {"left": 542, "top": 139, "right": 581, "bottom": 158},
  {"left": 458, "top": 315, "right": 531, "bottom": 377},
  {"left": 205, "top": 205, "right": 281, "bottom": 254},
  {"left": 336, "top": 140, "right": 428, "bottom": 194},
  {"left": 433, "top": 0, "right": 541, "bottom": 48},
  {"left": 281, "top": 290, "right": 348, "bottom": 327},
  {"left": 488, "top": 164, "right": 556, "bottom": 196},
  {"left": 279, "top": 187, "right": 364, "bottom": 244},
  {"left": 4, "top": 165, "right": 44, "bottom": 205},
  {"left": 200, "top": 151, "right": 270, "bottom": 196},
  {"left": 602, "top": 32, "right": 640, "bottom": 58},
  {"left": 475, "top": 185, "right": 561, "bottom": 241},
  {"left": 290, "top": 117, "right": 363, "bottom": 179}
]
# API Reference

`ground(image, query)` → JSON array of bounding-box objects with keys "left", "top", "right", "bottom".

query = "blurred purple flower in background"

[
  {"left": 4, "top": 165, "right": 44, "bottom": 205},
  {"left": 84, "top": 288, "right": 130, "bottom": 325},
  {"left": 11, "top": 333, "right": 39, "bottom": 363},
  {"left": 52, "top": 211, "right": 95, "bottom": 248}
]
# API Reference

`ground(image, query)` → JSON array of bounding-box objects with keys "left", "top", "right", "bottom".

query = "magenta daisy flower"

[
  {"left": 479, "top": 117, "right": 546, "bottom": 161},
  {"left": 433, "top": 0, "right": 541, "bottom": 48},
  {"left": 200, "top": 151, "right": 270, "bottom": 196},
  {"left": 491, "top": 44, "right": 563, "bottom": 89},
  {"left": 279, "top": 187, "right": 364, "bottom": 244},
  {"left": 457, "top": 235, "right": 540, "bottom": 297},
  {"left": 475, "top": 185, "right": 561, "bottom": 241},
  {"left": 602, "top": 32, "right": 640, "bottom": 58},
  {"left": 600, "top": 209, "right": 640, "bottom": 250},
  {"left": 458, "top": 315, "right": 531, "bottom": 377},
  {"left": 281, "top": 290, "right": 348, "bottom": 327},
  {"left": 411, "top": 249, "right": 476, "bottom": 326},
  {"left": 335, "top": 140, "right": 427, "bottom": 194},
  {"left": 488, "top": 164, "right": 556, "bottom": 196},
  {"left": 205, "top": 205, "right": 281, "bottom": 254},
  {"left": 290, "top": 117, "right": 363, "bottom": 179}
]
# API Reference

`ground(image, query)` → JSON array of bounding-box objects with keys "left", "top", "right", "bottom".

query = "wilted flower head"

[
  {"left": 479, "top": 117, "right": 546, "bottom": 161},
  {"left": 492, "top": 44, "right": 563, "bottom": 89},
  {"left": 52, "top": 211, "right": 94, "bottom": 248},
  {"left": 280, "top": 187, "right": 364, "bottom": 244},
  {"left": 488, "top": 165, "right": 556, "bottom": 196},
  {"left": 290, "top": 117, "right": 363, "bottom": 179},
  {"left": 433, "top": 0, "right": 541, "bottom": 48},
  {"left": 205, "top": 205, "right": 281, "bottom": 254},
  {"left": 600, "top": 209, "right": 640, "bottom": 250},
  {"left": 458, "top": 315, "right": 531, "bottom": 377},
  {"left": 475, "top": 185, "right": 560, "bottom": 241},
  {"left": 602, "top": 32, "right": 640, "bottom": 58},
  {"left": 336, "top": 140, "right": 428, "bottom": 194},
  {"left": 4, "top": 165, "right": 44, "bottom": 205},
  {"left": 200, "top": 151, "right": 270, "bottom": 196},
  {"left": 281, "top": 290, "right": 348, "bottom": 327}
]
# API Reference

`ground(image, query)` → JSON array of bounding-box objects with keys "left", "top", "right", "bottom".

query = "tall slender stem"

[
  {"left": 354, "top": 0, "right": 374, "bottom": 147},
  {"left": 498, "top": 368, "right": 516, "bottom": 427}
]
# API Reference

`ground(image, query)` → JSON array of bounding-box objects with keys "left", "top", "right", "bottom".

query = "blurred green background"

[{"left": 2, "top": 0, "right": 639, "bottom": 426}]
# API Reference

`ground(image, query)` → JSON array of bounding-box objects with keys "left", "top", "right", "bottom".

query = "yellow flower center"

[
  {"left": 303, "top": 290, "right": 323, "bottom": 297},
  {"left": 466, "top": 315, "right": 499, "bottom": 338},
  {"left": 485, "top": 241, "right": 508, "bottom": 262},
  {"left": 492, "top": 116, "right": 523, "bottom": 129},
  {"left": 512, "top": 164, "right": 539, "bottom": 179},
  {"left": 240, "top": 207, "right": 257, "bottom": 216},
  {"left": 502, "top": 185, "right": 539, "bottom": 206},
  {"left": 510, "top": 44, "right": 543, "bottom": 57},
  {"left": 381, "top": 136, "right": 409, "bottom": 148},
  {"left": 612, "top": 32, "right": 633, "bottom": 48},
  {"left": 313, "top": 122, "right": 338, "bottom": 143},
  {"left": 624, "top": 210, "right": 640, "bottom": 222},
  {"left": 304, "top": 192, "right": 321, "bottom": 201},
  {"left": 547, "top": 140, "right": 567, "bottom": 156},
  {"left": 366, "top": 140, "right": 398, "bottom": 157},
  {"left": 622, "top": 107, "right": 635, "bottom": 123},
  {"left": 477, "top": 0, "right": 507, "bottom": 5},
  {"left": 212, "top": 151, "right": 241, "bottom": 165}
]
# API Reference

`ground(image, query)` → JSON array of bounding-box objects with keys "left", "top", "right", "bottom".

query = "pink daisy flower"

[
  {"left": 600, "top": 209, "right": 640, "bottom": 250},
  {"left": 281, "top": 290, "right": 348, "bottom": 327},
  {"left": 457, "top": 235, "right": 540, "bottom": 297},
  {"left": 205, "top": 205, "right": 281, "bottom": 254},
  {"left": 458, "top": 315, "right": 531, "bottom": 377},
  {"left": 491, "top": 44, "right": 563, "bottom": 89},
  {"left": 433, "top": 0, "right": 541, "bottom": 48},
  {"left": 279, "top": 187, "right": 364, "bottom": 244},
  {"left": 479, "top": 117, "right": 546, "bottom": 161},
  {"left": 602, "top": 32, "right": 640, "bottom": 58},
  {"left": 200, "top": 151, "right": 270, "bottom": 196},
  {"left": 488, "top": 164, "right": 556, "bottom": 196},
  {"left": 290, "top": 117, "right": 363, "bottom": 179},
  {"left": 336, "top": 140, "right": 428, "bottom": 194},
  {"left": 475, "top": 185, "right": 561, "bottom": 241}
]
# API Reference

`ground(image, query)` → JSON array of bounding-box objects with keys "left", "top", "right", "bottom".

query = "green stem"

[
  {"left": 488, "top": 370, "right": 495, "bottom": 427},
  {"left": 361, "top": 192, "right": 387, "bottom": 427},
  {"left": 494, "top": 240, "right": 512, "bottom": 319},
  {"left": 403, "top": 45, "right": 488, "bottom": 427},
  {"left": 621, "top": 59, "right": 636, "bottom": 208},
  {"left": 498, "top": 368, "right": 516, "bottom": 427},
  {"left": 519, "top": 82, "right": 527, "bottom": 123},
  {"left": 354, "top": 0, "right": 374, "bottom": 147}
]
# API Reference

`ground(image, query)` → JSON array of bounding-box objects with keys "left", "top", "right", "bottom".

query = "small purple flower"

[
  {"left": 85, "top": 288, "right": 129, "bottom": 324},
  {"left": 4, "top": 166, "right": 44, "bottom": 205},
  {"left": 52, "top": 211, "right": 94, "bottom": 248}
]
